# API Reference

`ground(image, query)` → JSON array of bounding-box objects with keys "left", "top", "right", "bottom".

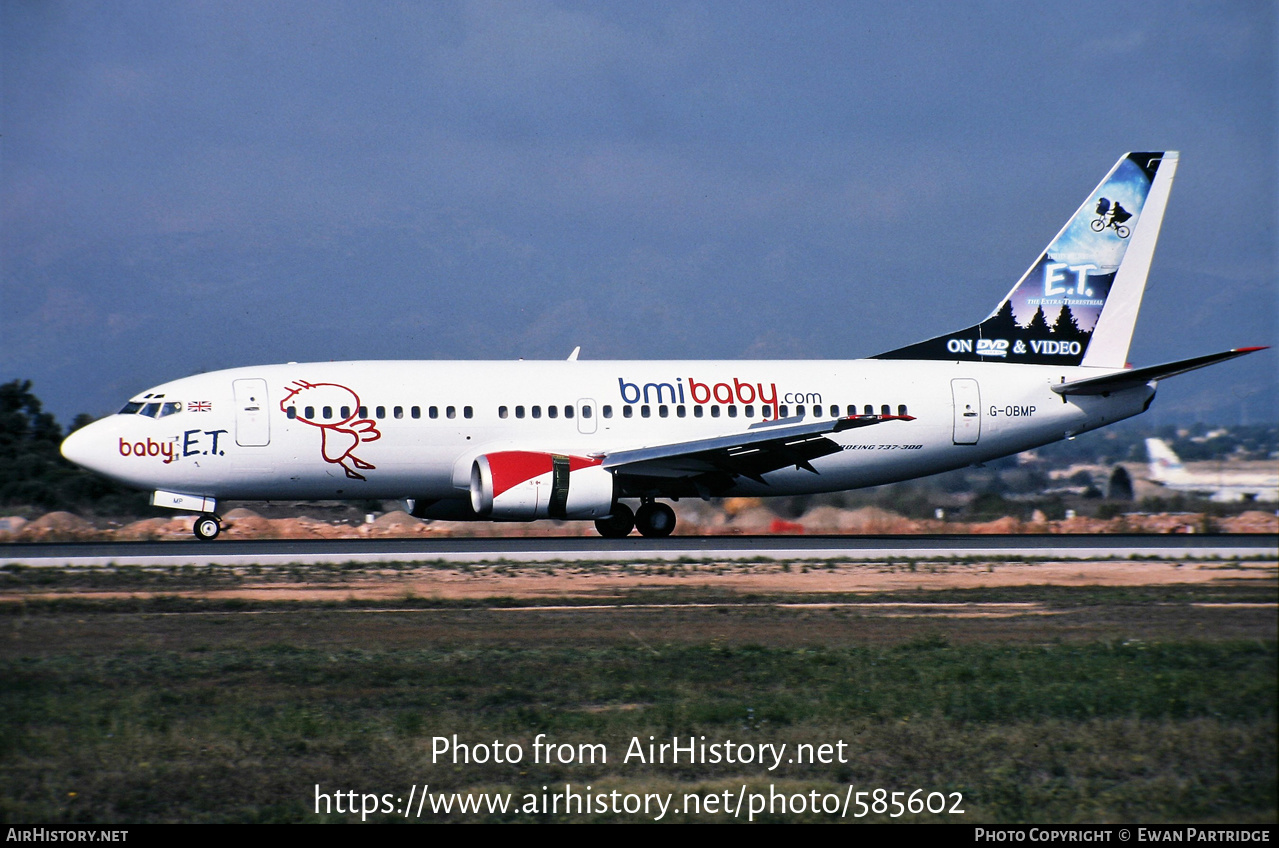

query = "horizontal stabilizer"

[{"left": 1050, "top": 347, "right": 1267, "bottom": 396}]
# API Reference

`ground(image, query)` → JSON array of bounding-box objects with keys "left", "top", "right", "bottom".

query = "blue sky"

[{"left": 2, "top": 1, "right": 1275, "bottom": 426}]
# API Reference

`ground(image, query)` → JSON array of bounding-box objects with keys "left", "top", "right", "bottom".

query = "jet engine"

[{"left": 470, "top": 451, "right": 615, "bottom": 520}]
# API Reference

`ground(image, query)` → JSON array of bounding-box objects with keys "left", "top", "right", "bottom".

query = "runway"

[{"left": 2, "top": 534, "right": 1275, "bottom": 567}]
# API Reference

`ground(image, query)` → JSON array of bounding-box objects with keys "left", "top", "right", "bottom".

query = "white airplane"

[
  {"left": 61, "top": 151, "right": 1265, "bottom": 540},
  {"left": 1145, "top": 438, "right": 1278, "bottom": 503}
]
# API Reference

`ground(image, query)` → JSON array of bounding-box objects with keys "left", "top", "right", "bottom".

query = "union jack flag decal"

[{"left": 187, "top": 401, "right": 212, "bottom": 412}]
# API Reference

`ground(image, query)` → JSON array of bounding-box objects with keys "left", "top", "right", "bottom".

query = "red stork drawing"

[{"left": 279, "top": 380, "right": 381, "bottom": 480}]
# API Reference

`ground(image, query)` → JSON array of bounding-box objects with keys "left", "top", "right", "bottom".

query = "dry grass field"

[{"left": 1, "top": 555, "right": 1275, "bottom": 823}]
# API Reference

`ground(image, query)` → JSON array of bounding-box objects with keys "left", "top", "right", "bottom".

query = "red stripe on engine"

[
  {"left": 488, "top": 452, "right": 553, "bottom": 499},
  {"left": 487, "top": 452, "right": 604, "bottom": 498},
  {"left": 568, "top": 455, "right": 604, "bottom": 472}
]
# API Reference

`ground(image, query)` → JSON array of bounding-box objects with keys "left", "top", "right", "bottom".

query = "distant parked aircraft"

[{"left": 1145, "top": 438, "right": 1278, "bottom": 503}]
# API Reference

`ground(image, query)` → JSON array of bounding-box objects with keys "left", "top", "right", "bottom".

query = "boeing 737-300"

[{"left": 60, "top": 151, "right": 1266, "bottom": 539}]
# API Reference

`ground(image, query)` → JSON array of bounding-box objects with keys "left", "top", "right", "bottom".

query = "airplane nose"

[{"left": 60, "top": 424, "right": 100, "bottom": 472}]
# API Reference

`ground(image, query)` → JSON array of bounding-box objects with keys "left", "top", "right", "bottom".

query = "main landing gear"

[
  {"left": 193, "top": 513, "right": 222, "bottom": 541},
  {"left": 636, "top": 501, "right": 676, "bottom": 537},
  {"left": 594, "top": 500, "right": 676, "bottom": 538}
]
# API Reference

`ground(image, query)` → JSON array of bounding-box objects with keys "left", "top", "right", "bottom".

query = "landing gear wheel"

[
  {"left": 194, "top": 514, "right": 222, "bottom": 541},
  {"left": 635, "top": 502, "right": 676, "bottom": 538},
  {"left": 595, "top": 503, "right": 635, "bottom": 538}
]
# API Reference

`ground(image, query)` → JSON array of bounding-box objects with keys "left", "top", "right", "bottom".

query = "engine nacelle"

[{"left": 470, "top": 451, "right": 615, "bottom": 520}]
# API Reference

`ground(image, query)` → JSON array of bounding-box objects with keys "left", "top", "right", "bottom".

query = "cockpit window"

[{"left": 120, "top": 401, "right": 181, "bottom": 422}]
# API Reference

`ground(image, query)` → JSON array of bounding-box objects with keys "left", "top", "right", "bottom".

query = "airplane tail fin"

[
  {"left": 876, "top": 152, "right": 1179, "bottom": 367},
  {"left": 1145, "top": 438, "right": 1188, "bottom": 483}
]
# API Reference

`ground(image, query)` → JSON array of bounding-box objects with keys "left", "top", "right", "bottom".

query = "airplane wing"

[
  {"left": 602, "top": 414, "right": 914, "bottom": 494},
  {"left": 1051, "top": 347, "right": 1267, "bottom": 396}
]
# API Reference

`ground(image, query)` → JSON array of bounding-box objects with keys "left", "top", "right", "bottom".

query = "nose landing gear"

[{"left": 193, "top": 514, "right": 222, "bottom": 541}]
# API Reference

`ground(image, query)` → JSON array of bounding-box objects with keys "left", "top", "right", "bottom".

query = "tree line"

[{"left": 0, "top": 379, "right": 149, "bottom": 514}]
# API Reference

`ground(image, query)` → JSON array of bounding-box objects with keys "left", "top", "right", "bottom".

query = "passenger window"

[
  {"left": 641, "top": 405, "right": 651, "bottom": 418},
  {"left": 376, "top": 406, "right": 386, "bottom": 419},
  {"left": 358, "top": 406, "right": 367, "bottom": 418},
  {"left": 548, "top": 406, "right": 558, "bottom": 419},
  {"left": 727, "top": 405, "right": 737, "bottom": 418},
  {"left": 340, "top": 406, "right": 351, "bottom": 420},
  {"left": 711, "top": 406, "right": 721, "bottom": 418},
  {"left": 305, "top": 406, "right": 315, "bottom": 419},
  {"left": 411, "top": 406, "right": 421, "bottom": 419},
  {"left": 499, "top": 406, "right": 509, "bottom": 419},
  {"left": 564, "top": 406, "right": 574, "bottom": 419},
  {"left": 286, "top": 406, "right": 297, "bottom": 419},
  {"left": 623, "top": 406, "right": 633, "bottom": 419},
  {"left": 324, "top": 406, "right": 334, "bottom": 420},
  {"left": 864, "top": 404, "right": 874, "bottom": 415},
  {"left": 531, "top": 406, "right": 541, "bottom": 419},
  {"left": 881, "top": 404, "right": 890, "bottom": 415},
  {"left": 694, "top": 406, "right": 704, "bottom": 418},
  {"left": 898, "top": 404, "right": 908, "bottom": 416},
  {"left": 659, "top": 405, "right": 668, "bottom": 418},
  {"left": 602, "top": 405, "right": 612, "bottom": 419},
  {"left": 447, "top": 406, "right": 457, "bottom": 419},
  {"left": 582, "top": 405, "right": 593, "bottom": 419},
  {"left": 516, "top": 406, "right": 525, "bottom": 419},
  {"left": 796, "top": 405, "right": 805, "bottom": 417},
  {"left": 744, "top": 405, "right": 754, "bottom": 418},
  {"left": 830, "top": 405, "right": 839, "bottom": 417},
  {"left": 394, "top": 406, "right": 403, "bottom": 419},
  {"left": 429, "top": 406, "right": 439, "bottom": 419},
  {"left": 847, "top": 405, "right": 856, "bottom": 416},
  {"left": 464, "top": 406, "right": 472, "bottom": 419},
  {"left": 779, "top": 405, "right": 788, "bottom": 418},
  {"left": 677, "top": 405, "right": 686, "bottom": 418}
]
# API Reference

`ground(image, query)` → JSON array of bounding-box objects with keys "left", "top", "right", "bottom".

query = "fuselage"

[{"left": 61, "top": 357, "right": 1155, "bottom": 507}]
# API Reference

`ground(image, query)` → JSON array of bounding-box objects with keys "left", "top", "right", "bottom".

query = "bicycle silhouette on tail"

[{"left": 1091, "top": 197, "right": 1132, "bottom": 238}]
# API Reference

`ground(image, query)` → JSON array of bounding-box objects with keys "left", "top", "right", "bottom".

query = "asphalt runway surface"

[{"left": 2, "top": 534, "right": 1275, "bottom": 567}]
